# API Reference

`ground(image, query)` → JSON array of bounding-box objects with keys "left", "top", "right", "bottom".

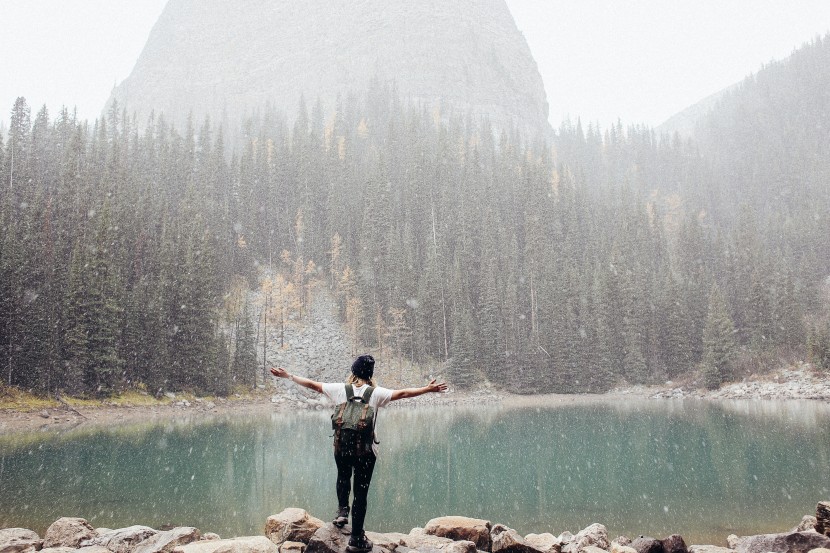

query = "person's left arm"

[{"left": 390, "top": 379, "right": 447, "bottom": 401}]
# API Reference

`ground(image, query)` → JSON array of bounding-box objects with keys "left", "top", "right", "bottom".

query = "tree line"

[{"left": 2, "top": 38, "right": 830, "bottom": 397}]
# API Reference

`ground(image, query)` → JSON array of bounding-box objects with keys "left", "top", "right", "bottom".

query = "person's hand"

[
  {"left": 270, "top": 367, "right": 290, "bottom": 379},
  {"left": 427, "top": 379, "right": 448, "bottom": 393}
]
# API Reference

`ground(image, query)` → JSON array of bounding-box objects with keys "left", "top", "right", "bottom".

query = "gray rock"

[
  {"left": 563, "top": 525, "right": 609, "bottom": 553},
  {"left": 44, "top": 518, "right": 98, "bottom": 549},
  {"left": 794, "top": 518, "right": 818, "bottom": 533},
  {"left": 630, "top": 537, "right": 663, "bottom": 553},
  {"left": 278, "top": 543, "right": 305, "bottom": 553},
  {"left": 173, "top": 537, "right": 277, "bottom": 553},
  {"left": 491, "top": 525, "right": 537, "bottom": 553},
  {"left": 818, "top": 502, "right": 830, "bottom": 537},
  {"left": 725, "top": 536, "right": 742, "bottom": 550},
  {"left": 304, "top": 526, "right": 348, "bottom": 553},
  {"left": 383, "top": 531, "right": 460, "bottom": 551},
  {"left": 133, "top": 528, "right": 201, "bottom": 553},
  {"left": 444, "top": 543, "right": 478, "bottom": 553},
  {"left": 201, "top": 536, "right": 220, "bottom": 542},
  {"left": 79, "top": 546, "right": 112, "bottom": 553},
  {"left": 688, "top": 546, "right": 732, "bottom": 553},
  {"left": 84, "top": 526, "right": 158, "bottom": 553},
  {"left": 660, "top": 535, "right": 687, "bottom": 553},
  {"left": 48, "top": 548, "right": 106, "bottom": 553},
  {"left": 39, "top": 410, "right": 50, "bottom": 418},
  {"left": 733, "top": 532, "right": 830, "bottom": 553},
  {"left": 364, "top": 533, "right": 407, "bottom": 553},
  {"left": 0, "top": 530, "right": 40, "bottom": 545},
  {"left": 582, "top": 547, "right": 608, "bottom": 553},
  {"left": 265, "top": 508, "right": 325, "bottom": 546},
  {"left": 425, "top": 516, "right": 492, "bottom": 551},
  {"left": 0, "top": 539, "right": 42, "bottom": 553},
  {"left": 524, "top": 534, "right": 561, "bottom": 553},
  {"left": 0, "top": 528, "right": 43, "bottom": 553}
]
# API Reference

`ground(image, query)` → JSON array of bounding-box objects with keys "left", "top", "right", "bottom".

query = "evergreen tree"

[{"left": 701, "top": 284, "right": 737, "bottom": 390}]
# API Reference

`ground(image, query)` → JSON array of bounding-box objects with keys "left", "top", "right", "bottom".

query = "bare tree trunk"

[
  {"left": 262, "top": 293, "right": 268, "bottom": 379},
  {"left": 432, "top": 202, "right": 450, "bottom": 360}
]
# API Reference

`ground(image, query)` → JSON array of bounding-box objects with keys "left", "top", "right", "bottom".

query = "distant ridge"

[
  {"left": 107, "top": 0, "right": 551, "bottom": 136},
  {"left": 655, "top": 82, "right": 739, "bottom": 139}
]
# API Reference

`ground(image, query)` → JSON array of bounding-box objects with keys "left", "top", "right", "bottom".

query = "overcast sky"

[{"left": 1, "top": 1, "right": 829, "bottom": 130}]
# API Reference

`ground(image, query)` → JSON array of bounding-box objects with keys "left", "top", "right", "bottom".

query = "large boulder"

[
  {"left": 424, "top": 516, "right": 492, "bottom": 551},
  {"left": 363, "top": 533, "right": 407, "bottom": 553},
  {"left": 630, "top": 537, "right": 663, "bottom": 553},
  {"left": 818, "top": 502, "right": 830, "bottom": 537},
  {"left": 265, "top": 509, "right": 325, "bottom": 546},
  {"left": 304, "top": 526, "right": 348, "bottom": 553},
  {"left": 795, "top": 518, "right": 818, "bottom": 533},
  {"left": 732, "top": 532, "right": 830, "bottom": 553},
  {"left": 173, "top": 537, "right": 278, "bottom": 553},
  {"left": 44, "top": 518, "right": 98, "bottom": 548},
  {"left": 563, "top": 525, "right": 609, "bottom": 553},
  {"left": 133, "top": 528, "right": 201, "bottom": 553},
  {"left": 491, "top": 525, "right": 538, "bottom": 553},
  {"left": 725, "top": 536, "right": 741, "bottom": 550},
  {"left": 304, "top": 526, "right": 412, "bottom": 553},
  {"left": 524, "top": 534, "right": 561, "bottom": 553},
  {"left": 660, "top": 535, "right": 687, "bottom": 553},
  {"left": 0, "top": 529, "right": 43, "bottom": 553},
  {"left": 384, "top": 530, "right": 475, "bottom": 553},
  {"left": 82, "top": 526, "right": 158, "bottom": 553}
]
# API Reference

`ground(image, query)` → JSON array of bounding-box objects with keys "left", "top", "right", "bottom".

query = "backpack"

[{"left": 331, "top": 384, "right": 376, "bottom": 455}]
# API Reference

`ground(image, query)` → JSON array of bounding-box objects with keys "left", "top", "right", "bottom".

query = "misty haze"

[{"left": 1, "top": 2, "right": 829, "bottom": 553}]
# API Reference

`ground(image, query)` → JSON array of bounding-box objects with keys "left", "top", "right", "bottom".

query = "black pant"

[{"left": 334, "top": 451, "right": 376, "bottom": 535}]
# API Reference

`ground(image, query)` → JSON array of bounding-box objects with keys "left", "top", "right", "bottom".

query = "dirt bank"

[{"left": 2, "top": 362, "right": 828, "bottom": 435}]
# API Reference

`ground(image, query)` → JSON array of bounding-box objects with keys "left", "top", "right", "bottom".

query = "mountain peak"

[{"left": 109, "top": 0, "right": 551, "bottom": 136}]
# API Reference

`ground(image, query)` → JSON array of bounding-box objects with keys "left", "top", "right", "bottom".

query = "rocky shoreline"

[
  {"left": 3, "top": 503, "right": 830, "bottom": 553},
  {"left": 4, "top": 287, "right": 828, "bottom": 434},
  {"left": 2, "top": 364, "right": 829, "bottom": 433}
]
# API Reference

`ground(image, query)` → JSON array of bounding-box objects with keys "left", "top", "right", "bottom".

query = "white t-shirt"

[{"left": 322, "top": 382, "right": 393, "bottom": 456}]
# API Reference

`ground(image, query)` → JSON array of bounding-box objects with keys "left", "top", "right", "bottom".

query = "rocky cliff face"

[{"left": 109, "top": 0, "right": 550, "bottom": 136}]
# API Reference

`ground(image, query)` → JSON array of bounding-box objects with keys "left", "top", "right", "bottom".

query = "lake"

[{"left": 1, "top": 398, "right": 829, "bottom": 545}]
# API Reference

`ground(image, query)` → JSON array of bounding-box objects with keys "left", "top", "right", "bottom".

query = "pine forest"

[{"left": 2, "top": 37, "right": 830, "bottom": 399}]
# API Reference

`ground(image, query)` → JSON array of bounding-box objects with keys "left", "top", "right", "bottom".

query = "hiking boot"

[
  {"left": 346, "top": 533, "right": 373, "bottom": 553},
  {"left": 333, "top": 506, "right": 349, "bottom": 528}
]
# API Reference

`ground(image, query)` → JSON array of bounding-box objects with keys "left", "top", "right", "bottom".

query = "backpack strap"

[
  {"left": 357, "top": 386, "right": 375, "bottom": 433},
  {"left": 345, "top": 383, "right": 355, "bottom": 401}
]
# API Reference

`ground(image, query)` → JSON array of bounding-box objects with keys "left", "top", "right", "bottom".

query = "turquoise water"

[{"left": 1, "top": 399, "right": 829, "bottom": 545}]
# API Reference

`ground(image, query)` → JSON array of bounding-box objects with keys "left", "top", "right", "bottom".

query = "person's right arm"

[
  {"left": 390, "top": 379, "right": 447, "bottom": 401},
  {"left": 270, "top": 367, "right": 324, "bottom": 394}
]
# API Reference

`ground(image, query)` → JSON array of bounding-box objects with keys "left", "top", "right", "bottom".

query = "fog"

[{"left": 1, "top": 1, "right": 830, "bottom": 547}]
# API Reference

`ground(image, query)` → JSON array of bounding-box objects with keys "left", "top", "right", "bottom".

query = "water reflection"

[{"left": 1, "top": 400, "right": 828, "bottom": 545}]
